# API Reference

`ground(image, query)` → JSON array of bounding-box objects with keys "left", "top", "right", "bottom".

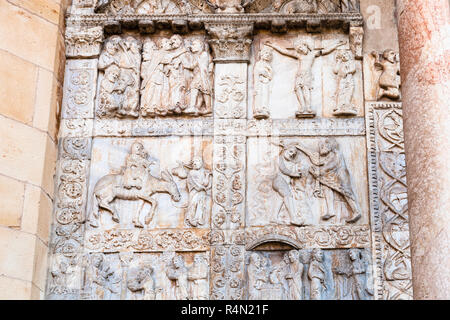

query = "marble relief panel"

[
  {"left": 247, "top": 136, "right": 369, "bottom": 227},
  {"left": 249, "top": 31, "right": 363, "bottom": 120},
  {"left": 245, "top": 248, "right": 373, "bottom": 300},
  {"left": 86, "top": 137, "right": 213, "bottom": 231}
]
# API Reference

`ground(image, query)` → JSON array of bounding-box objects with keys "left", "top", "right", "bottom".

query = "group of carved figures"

[
  {"left": 247, "top": 248, "right": 373, "bottom": 300},
  {"left": 79, "top": 252, "right": 209, "bottom": 300},
  {"left": 269, "top": 138, "right": 361, "bottom": 226},
  {"left": 89, "top": 141, "right": 211, "bottom": 228},
  {"left": 254, "top": 39, "right": 358, "bottom": 119},
  {"left": 94, "top": 0, "right": 360, "bottom": 14},
  {"left": 98, "top": 35, "right": 213, "bottom": 118}
]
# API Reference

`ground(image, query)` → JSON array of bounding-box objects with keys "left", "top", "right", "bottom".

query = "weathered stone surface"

[{"left": 42, "top": 0, "right": 419, "bottom": 301}]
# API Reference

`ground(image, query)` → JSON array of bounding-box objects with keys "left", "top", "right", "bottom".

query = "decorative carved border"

[{"left": 366, "top": 102, "right": 412, "bottom": 300}]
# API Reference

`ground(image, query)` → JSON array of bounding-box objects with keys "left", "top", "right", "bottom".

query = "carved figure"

[
  {"left": 272, "top": 143, "right": 310, "bottom": 226},
  {"left": 265, "top": 39, "right": 345, "bottom": 118},
  {"left": 340, "top": 0, "right": 359, "bottom": 12},
  {"left": 347, "top": 249, "right": 372, "bottom": 300},
  {"left": 253, "top": 46, "right": 273, "bottom": 119},
  {"left": 372, "top": 49, "right": 401, "bottom": 100},
  {"left": 308, "top": 249, "right": 326, "bottom": 300},
  {"left": 85, "top": 254, "right": 120, "bottom": 300},
  {"left": 206, "top": 0, "right": 255, "bottom": 13},
  {"left": 296, "top": 138, "right": 362, "bottom": 223},
  {"left": 284, "top": 250, "right": 304, "bottom": 300},
  {"left": 333, "top": 50, "right": 357, "bottom": 116},
  {"left": 123, "top": 141, "right": 155, "bottom": 191},
  {"left": 184, "top": 40, "right": 213, "bottom": 116},
  {"left": 173, "top": 157, "right": 212, "bottom": 227},
  {"left": 141, "top": 39, "right": 171, "bottom": 117},
  {"left": 247, "top": 253, "right": 269, "bottom": 300},
  {"left": 162, "top": 35, "right": 195, "bottom": 114},
  {"left": 127, "top": 266, "right": 155, "bottom": 300},
  {"left": 187, "top": 254, "right": 209, "bottom": 300},
  {"left": 98, "top": 36, "right": 141, "bottom": 118},
  {"left": 88, "top": 142, "right": 181, "bottom": 228},
  {"left": 167, "top": 255, "right": 189, "bottom": 300}
]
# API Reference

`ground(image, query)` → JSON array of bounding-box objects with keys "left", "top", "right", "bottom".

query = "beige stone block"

[
  {"left": 7, "top": 0, "right": 61, "bottom": 25},
  {"left": 0, "top": 0, "right": 60, "bottom": 71},
  {"left": 32, "top": 238, "right": 49, "bottom": 291},
  {"left": 33, "top": 68, "right": 57, "bottom": 136},
  {"left": 0, "top": 116, "right": 47, "bottom": 188},
  {"left": 22, "top": 184, "right": 53, "bottom": 244},
  {"left": 0, "top": 276, "right": 32, "bottom": 300},
  {"left": 31, "top": 283, "right": 44, "bottom": 300},
  {"left": 0, "top": 175, "right": 25, "bottom": 227},
  {"left": 0, "top": 50, "right": 38, "bottom": 125},
  {"left": 41, "top": 136, "right": 57, "bottom": 197},
  {"left": 0, "top": 227, "right": 36, "bottom": 282}
]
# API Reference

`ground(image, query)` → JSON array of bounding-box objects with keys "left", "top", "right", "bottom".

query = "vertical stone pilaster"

[
  {"left": 46, "top": 26, "right": 102, "bottom": 299},
  {"left": 207, "top": 23, "right": 253, "bottom": 300}
]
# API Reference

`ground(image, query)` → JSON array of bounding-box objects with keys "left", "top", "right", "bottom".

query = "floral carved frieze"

[{"left": 85, "top": 228, "right": 210, "bottom": 252}]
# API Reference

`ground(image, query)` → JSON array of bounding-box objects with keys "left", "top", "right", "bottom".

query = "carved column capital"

[
  {"left": 205, "top": 23, "right": 254, "bottom": 63},
  {"left": 65, "top": 26, "right": 104, "bottom": 59}
]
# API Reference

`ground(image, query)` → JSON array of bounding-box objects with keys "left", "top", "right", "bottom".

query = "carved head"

[
  {"left": 106, "top": 65, "right": 120, "bottom": 82},
  {"left": 383, "top": 49, "right": 396, "bottom": 63},
  {"left": 283, "top": 145, "right": 298, "bottom": 161},
  {"left": 131, "top": 141, "right": 145, "bottom": 156},
  {"left": 260, "top": 47, "right": 273, "bottom": 62},
  {"left": 173, "top": 255, "right": 185, "bottom": 269},
  {"left": 105, "top": 36, "right": 121, "bottom": 54},
  {"left": 288, "top": 250, "right": 299, "bottom": 263},
  {"left": 319, "top": 138, "right": 338, "bottom": 156},
  {"left": 294, "top": 40, "right": 312, "bottom": 55},
  {"left": 192, "top": 157, "right": 204, "bottom": 170},
  {"left": 312, "top": 248, "right": 323, "bottom": 262},
  {"left": 348, "top": 248, "right": 361, "bottom": 261},
  {"left": 170, "top": 35, "right": 184, "bottom": 50},
  {"left": 161, "top": 38, "right": 172, "bottom": 51},
  {"left": 91, "top": 253, "right": 104, "bottom": 268},
  {"left": 250, "top": 253, "right": 261, "bottom": 267},
  {"left": 194, "top": 253, "right": 206, "bottom": 265},
  {"left": 190, "top": 39, "right": 204, "bottom": 54},
  {"left": 337, "top": 50, "right": 354, "bottom": 63}
]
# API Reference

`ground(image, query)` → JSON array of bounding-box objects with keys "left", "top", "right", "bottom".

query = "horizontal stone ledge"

[{"left": 67, "top": 13, "right": 363, "bottom": 33}]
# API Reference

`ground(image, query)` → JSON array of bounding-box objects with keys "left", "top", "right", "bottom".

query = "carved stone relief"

[{"left": 49, "top": 0, "right": 410, "bottom": 300}]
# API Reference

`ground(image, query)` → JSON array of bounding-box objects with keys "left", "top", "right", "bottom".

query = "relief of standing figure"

[
  {"left": 296, "top": 138, "right": 362, "bottom": 223},
  {"left": 265, "top": 39, "right": 345, "bottom": 118},
  {"left": 167, "top": 255, "right": 189, "bottom": 300},
  {"left": 162, "top": 35, "right": 195, "bottom": 114},
  {"left": 187, "top": 254, "right": 209, "bottom": 300},
  {"left": 284, "top": 250, "right": 304, "bottom": 300},
  {"left": 184, "top": 39, "right": 213, "bottom": 116},
  {"left": 308, "top": 249, "right": 326, "bottom": 300},
  {"left": 253, "top": 46, "right": 273, "bottom": 119},
  {"left": 173, "top": 157, "right": 212, "bottom": 227},
  {"left": 247, "top": 253, "right": 269, "bottom": 300},
  {"left": 333, "top": 49, "right": 357, "bottom": 116},
  {"left": 272, "top": 143, "right": 311, "bottom": 226}
]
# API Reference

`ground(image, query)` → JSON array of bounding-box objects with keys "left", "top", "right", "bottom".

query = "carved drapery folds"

[{"left": 47, "top": 0, "right": 411, "bottom": 300}]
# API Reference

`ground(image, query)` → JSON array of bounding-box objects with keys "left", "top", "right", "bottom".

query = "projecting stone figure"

[
  {"left": 372, "top": 49, "right": 401, "bottom": 100},
  {"left": 265, "top": 39, "right": 345, "bottom": 118},
  {"left": 308, "top": 249, "right": 326, "bottom": 300},
  {"left": 284, "top": 250, "right": 304, "bottom": 300},
  {"left": 167, "top": 255, "right": 189, "bottom": 300},
  {"left": 187, "top": 254, "right": 209, "bottom": 300}
]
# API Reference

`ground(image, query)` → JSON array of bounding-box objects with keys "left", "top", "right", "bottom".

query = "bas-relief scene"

[{"left": 48, "top": 0, "right": 413, "bottom": 300}]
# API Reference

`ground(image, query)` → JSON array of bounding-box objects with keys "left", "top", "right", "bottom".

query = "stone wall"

[{"left": 0, "top": 0, "right": 70, "bottom": 299}]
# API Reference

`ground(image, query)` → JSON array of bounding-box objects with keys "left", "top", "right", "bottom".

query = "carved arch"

[{"left": 246, "top": 234, "right": 302, "bottom": 250}]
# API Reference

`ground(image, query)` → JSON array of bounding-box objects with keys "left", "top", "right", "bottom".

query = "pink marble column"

[{"left": 396, "top": 0, "right": 450, "bottom": 299}]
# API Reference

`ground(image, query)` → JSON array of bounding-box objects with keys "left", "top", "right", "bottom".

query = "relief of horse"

[{"left": 88, "top": 170, "right": 181, "bottom": 228}]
